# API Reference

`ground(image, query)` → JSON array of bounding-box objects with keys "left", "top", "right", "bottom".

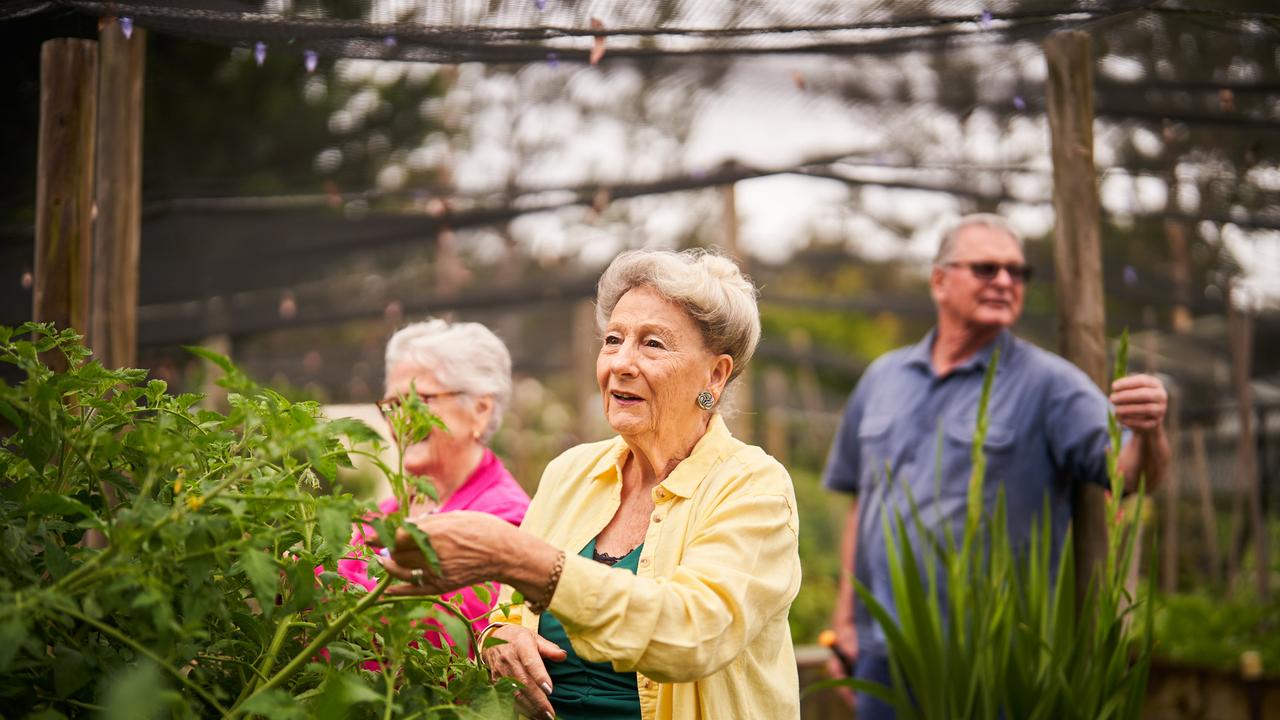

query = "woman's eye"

[
  {"left": 603, "top": 335, "right": 622, "bottom": 346},
  {"left": 645, "top": 338, "right": 665, "bottom": 349}
]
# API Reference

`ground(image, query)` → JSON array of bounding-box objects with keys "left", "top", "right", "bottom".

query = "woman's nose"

[{"left": 609, "top": 341, "right": 639, "bottom": 375}]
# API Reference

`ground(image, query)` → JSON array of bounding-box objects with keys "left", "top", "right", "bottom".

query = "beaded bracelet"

[{"left": 525, "top": 550, "right": 566, "bottom": 615}]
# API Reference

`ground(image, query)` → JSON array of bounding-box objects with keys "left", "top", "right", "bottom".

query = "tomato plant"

[{"left": 0, "top": 323, "right": 515, "bottom": 718}]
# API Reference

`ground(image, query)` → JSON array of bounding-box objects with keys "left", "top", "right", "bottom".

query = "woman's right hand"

[{"left": 482, "top": 623, "right": 567, "bottom": 719}]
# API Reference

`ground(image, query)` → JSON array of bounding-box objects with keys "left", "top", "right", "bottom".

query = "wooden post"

[
  {"left": 1190, "top": 426, "right": 1221, "bottom": 585},
  {"left": 572, "top": 299, "right": 601, "bottom": 443},
  {"left": 719, "top": 183, "right": 754, "bottom": 442},
  {"left": 89, "top": 20, "right": 145, "bottom": 369},
  {"left": 35, "top": 39, "right": 98, "bottom": 368},
  {"left": 763, "top": 368, "right": 790, "bottom": 465},
  {"left": 1165, "top": 221, "right": 1194, "bottom": 334},
  {"left": 1044, "top": 31, "right": 1110, "bottom": 594},
  {"left": 1161, "top": 388, "right": 1182, "bottom": 593},
  {"left": 1226, "top": 290, "right": 1267, "bottom": 599}
]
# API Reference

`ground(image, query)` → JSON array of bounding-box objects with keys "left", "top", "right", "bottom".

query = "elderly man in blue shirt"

[{"left": 823, "top": 213, "right": 1171, "bottom": 720}]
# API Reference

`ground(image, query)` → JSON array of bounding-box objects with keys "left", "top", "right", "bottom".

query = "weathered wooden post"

[
  {"left": 719, "top": 183, "right": 754, "bottom": 442},
  {"left": 572, "top": 298, "right": 601, "bottom": 443},
  {"left": 1044, "top": 31, "right": 1110, "bottom": 594},
  {"left": 1226, "top": 288, "right": 1267, "bottom": 599},
  {"left": 90, "top": 18, "right": 146, "bottom": 369},
  {"left": 35, "top": 38, "right": 98, "bottom": 369},
  {"left": 1190, "top": 426, "right": 1221, "bottom": 584}
]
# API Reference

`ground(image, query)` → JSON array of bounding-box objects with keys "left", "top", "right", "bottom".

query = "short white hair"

[
  {"left": 595, "top": 248, "right": 761, "bottom": 385},
  {"left": 934, "top": 213, "right": 1024, "bottom": 265},
  {"left": 384, "top": 319, "right": 512, "bottom": 442}
]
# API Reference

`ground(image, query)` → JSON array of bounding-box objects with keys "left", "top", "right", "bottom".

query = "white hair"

[
  {"left": 595, "top": 248, "right": 761, "bottom": 386},
  {"left": 384, "top": 319, "right": 512, "bottom": 443},
  {"left": 934, "top": 213, "right": 1024, "bottom": 265}
]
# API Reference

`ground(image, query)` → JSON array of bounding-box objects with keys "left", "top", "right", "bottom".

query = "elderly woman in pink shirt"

[{"left": 339, "top": 319, "right": 530, "bottom": 646}]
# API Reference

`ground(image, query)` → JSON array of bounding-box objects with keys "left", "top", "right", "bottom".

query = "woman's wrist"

[{"left": 497, "top": 535, "right": 566, "bottom": 611}]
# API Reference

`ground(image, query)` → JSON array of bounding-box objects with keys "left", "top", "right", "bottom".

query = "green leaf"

[
  {"left": 52, "top": 645, "right": 90, "bottom": 698},
  {"left": 100, "top": 659, "right": 167, "bottom": 720},
  {"left": 238, "top": 547, "right": 280, "bottom": 610},
  {"left": 317, "top": 504, "right": 352, "bottom": 552},
  {"left": 0, "top": 615, "right": 29, "bottom": 671},
  {"left": 27, "top": 493, "right": 96, "bottom": 520},
  {"left": 43, "top": 535, "right": 73, "bottom": 579},
  {"left": 242, "top": 688, "right": 306, "bottom": 719},
  {"left": 402, "top": 522, "right": 440, "bottom": 574},
  {"left": 323, "top": 417, "right": 383, "bottom": 445},
  {"left": 182, "top": 345, "right": 235, "bottom": 375}
]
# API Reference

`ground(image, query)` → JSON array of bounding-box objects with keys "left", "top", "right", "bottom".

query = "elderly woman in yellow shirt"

[{"left": 378, "top": 248, "right": 802, "bottom": 720}]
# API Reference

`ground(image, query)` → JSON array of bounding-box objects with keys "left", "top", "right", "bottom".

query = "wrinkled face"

[
  {"left": 596, "top": 287, "right": 728, "bottom": 443},
  {"left": 382, "top": 364, "right": 490, "bottom": 479},
  {"left": 931, "top": 224, "right": 1027, "bottom": 331}
]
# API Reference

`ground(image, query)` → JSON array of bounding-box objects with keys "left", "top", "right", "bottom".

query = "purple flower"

[
  {"left": 1123, "top": 265, "right": 1138, "bottom": 286},
  {"left": 254, "top": 41, "right": 267, "bottom": 66},
  {"left": 384, "top": 35, "right": 397, "bottom": 47},
  {"left": 120, "top": 17, "right": 133, "bottom": 39},
  {"left": 535, "top": 0, "right": 546, "bottom": 9},
  {"left": 547, "top": 52, "right": 559, "bottom": 68},
  {"left": 980, "top": 9, "right": 992, "bottom": 28},
  {"left": 304, "top": 49, "right": 318, "bottom": 73},
  {"left": 1013, "top": 95, "right": 1026, "bottom": 111}
]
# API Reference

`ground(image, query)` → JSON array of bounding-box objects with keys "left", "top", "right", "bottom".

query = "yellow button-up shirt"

[{"left": 494, "top": 415, "right": 802, "bottom": 720}]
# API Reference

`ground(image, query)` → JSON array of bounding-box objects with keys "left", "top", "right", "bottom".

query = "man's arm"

[
  {"left": 1111, "top": 374, "right": 1171, "bottom": 493},
  {"left": 829, "top": 499, "right": 859, "bottom": 675}
]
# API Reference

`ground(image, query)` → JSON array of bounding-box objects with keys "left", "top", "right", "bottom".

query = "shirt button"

[
  {"left": 652, "top": 514, "right": 662, "bottom": 523},
  {"left": 654, "top": 488, "right": 667, "bottom": 500},
  {"left": 640, "top": 557, "right": 650, "bottom": 567}
]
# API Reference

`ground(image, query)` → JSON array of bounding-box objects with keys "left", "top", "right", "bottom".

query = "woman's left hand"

[{"left": 374, "top": 510, "right": 515, "bottom": 596}]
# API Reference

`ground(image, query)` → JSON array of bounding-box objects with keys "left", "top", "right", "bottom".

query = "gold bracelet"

[{"left": 525, "top": 550, "right": 565, "bottom": 615}]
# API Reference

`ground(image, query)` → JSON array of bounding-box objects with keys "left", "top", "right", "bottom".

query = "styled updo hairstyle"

[{"left": 594, "top": 248, "right": 761, "bottom": 387}]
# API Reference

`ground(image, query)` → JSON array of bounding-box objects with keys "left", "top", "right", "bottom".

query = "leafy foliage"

[
  {"left": 0, "top": 323, "right": 515, "bottom": 718},
  {"left": 808, "top": 333, "right": 1154, "bottom": 718},
  {"left": 1150, "top": 591, "right": 1280, "bottom": 677}
]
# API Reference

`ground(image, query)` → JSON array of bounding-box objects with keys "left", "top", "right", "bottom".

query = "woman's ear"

[
  {"left": 709, "top": 354, "right": 733, "bottom": 396},
  {"left": 471, "top": 395, "right": 495, "bottom": 440}
]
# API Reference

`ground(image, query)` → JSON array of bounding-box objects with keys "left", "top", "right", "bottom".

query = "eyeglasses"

[
  {"left": 945, "top": 261, "right": 1033, "bottom": 284},
  {"left": 376, "top": 391, "right": 464, "bottom": 417}
]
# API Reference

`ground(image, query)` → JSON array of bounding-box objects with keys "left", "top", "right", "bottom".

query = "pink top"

[{"left": 335, "top": 449, "right": 530, "bottom": 653}]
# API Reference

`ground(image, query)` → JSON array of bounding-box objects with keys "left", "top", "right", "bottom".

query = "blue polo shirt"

[{"left": 822, "top": 328, "right": 1115, "bottom": 656}]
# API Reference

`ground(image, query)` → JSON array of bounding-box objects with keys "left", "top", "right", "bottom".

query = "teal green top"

[{"left": 538, "top": 539, "right": 644, "bottom": 720}]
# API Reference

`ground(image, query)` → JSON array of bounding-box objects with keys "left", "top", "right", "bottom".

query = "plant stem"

[
  {"left": 60, "top": 604, "right": 228, "bottom": 715},
  {"left": 229, "top": 575, "right": 394, "bottom": 717},
  {"left": 232, "top": 611, "right": 297, "bottom": 708}
]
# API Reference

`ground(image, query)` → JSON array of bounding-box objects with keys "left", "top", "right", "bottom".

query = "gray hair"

[
  {"left": 934, "top": 213, "right": 1024, "bottom": 266},
  {"left": 595, "top": 248, "right": 761, "bottom": 385},
  {"left": 384, "top": 319, "right": 512, "bottom": 443}
]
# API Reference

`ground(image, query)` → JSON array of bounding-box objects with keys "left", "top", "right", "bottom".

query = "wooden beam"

[
  {"left": 90, "top": 20, "right": 145, "bottom": 369},
  {"left": 35, "top": 38, "right": 98, "bottom": 368},
  {"left": 1044, "top": 30, "right": 1109, "bottom": 594}
]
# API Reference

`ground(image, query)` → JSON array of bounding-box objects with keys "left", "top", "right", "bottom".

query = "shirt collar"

[
  {"left": 588, "top": 414, "right": 736, "bottom": 499},
  {"left": 439, "top": 448, "right": 501, "bottom": 511},
  {"left": 907, "top": 327, "right": 1015, "bottom": 377}
]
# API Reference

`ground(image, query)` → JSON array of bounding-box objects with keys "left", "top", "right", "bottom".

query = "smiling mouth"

[{"left": 611, "top": 391, "right": 644, "bottom": 402}]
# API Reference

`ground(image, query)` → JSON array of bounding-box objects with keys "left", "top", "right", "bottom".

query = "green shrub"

[{"left": 0, "top": 324, "right": 514, "bottom": 718}]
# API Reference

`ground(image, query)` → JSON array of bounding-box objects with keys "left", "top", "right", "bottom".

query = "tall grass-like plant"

[
  {"left": 810, "top": 333, "right": 1153, "bottom": 719},
  {"left": 0, "top": 324, "right": 515, "bottom": 718}
]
